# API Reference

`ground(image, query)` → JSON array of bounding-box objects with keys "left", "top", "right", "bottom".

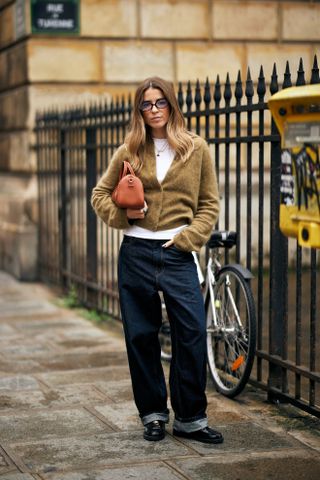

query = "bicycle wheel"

[
  {"left": 159, "top": 301, "right": 172, "bottom": 362},
  {"left": 206, "top": 266, "right": 256, "bottom": 398}
]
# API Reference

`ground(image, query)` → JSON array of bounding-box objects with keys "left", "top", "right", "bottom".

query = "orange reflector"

[{"left": 231, "top": 355, "right": 244, "bottom": 371}]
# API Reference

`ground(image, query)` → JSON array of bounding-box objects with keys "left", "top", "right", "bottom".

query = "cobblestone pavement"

[{"left": 0, "top": 270, "right": 319, "bottom": 480}]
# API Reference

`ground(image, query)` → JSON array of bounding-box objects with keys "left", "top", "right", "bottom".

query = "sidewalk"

[{"left": 0, "top": 271, "right": 319, "bottom": 480}]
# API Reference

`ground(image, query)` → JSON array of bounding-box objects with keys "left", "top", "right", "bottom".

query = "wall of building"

[{"left": 0, "top": 0, "right": 319, "bottom": 278}]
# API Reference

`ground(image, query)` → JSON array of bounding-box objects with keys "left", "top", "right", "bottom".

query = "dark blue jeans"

[{"left": 118, "top": 236, "right": 208, "bottom": 432}]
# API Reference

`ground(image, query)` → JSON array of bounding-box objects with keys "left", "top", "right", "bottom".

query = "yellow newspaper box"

[{"left": 268, "top": 85, "right": 320, "bottom": 248}]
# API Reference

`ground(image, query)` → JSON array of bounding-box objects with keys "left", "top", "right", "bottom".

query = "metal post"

[
  {"left": 59, "top": 127, "right": 68, "bottom": 290},
  {"left": 85, "top": 126, "right": 98, "bottom": 307},
  {"left": 268, "top": 116, "right": 289, "bottom": 401}
]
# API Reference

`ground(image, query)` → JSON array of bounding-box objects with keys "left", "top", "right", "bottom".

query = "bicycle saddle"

[{"left": 207, "top": 231, "right": 237, "bottom": 249}]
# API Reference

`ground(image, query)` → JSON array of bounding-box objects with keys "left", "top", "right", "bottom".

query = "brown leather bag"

[{"left": 111, "top": 161, "right": 144, "bottom": 209}]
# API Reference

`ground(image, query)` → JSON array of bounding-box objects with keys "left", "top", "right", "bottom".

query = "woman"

[{"left": 91, "top": 77, "right": 222, "bottom": 444}]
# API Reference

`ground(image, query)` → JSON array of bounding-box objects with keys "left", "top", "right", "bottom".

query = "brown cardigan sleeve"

[
  {"left": 91, "top": 145, "right": 131, "bottom": 229},
  {"left": 173, "top": 141, "right": 220, "bottom": 252}
]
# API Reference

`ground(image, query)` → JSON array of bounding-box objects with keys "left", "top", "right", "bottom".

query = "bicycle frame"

[{"left": 203, "top": 250, "right": 245, "bottom": 332}]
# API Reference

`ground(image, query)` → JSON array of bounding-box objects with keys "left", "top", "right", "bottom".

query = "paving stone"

[
  {"left": 8, "top": 319, "right": 84, "bottom": 331},
  {"left": 38, "top": 350, "right": 128, "bottom": 371},
  {"left": 0, "top": 300, "right": 58, "bottom": 317},
  {"left": 0, "top": 408, "right": 111, "bottom": 443},
  {"left": 0, "top": 375, "right": 40, "bottom": 392},
  {"left": 95, "top": 379, "right": 133, "bottom": 403},
  {"left": 0, "top": 385, "right": 109, "bottom": 411},
  {"left": 173, "top": 422, "right": 301, "bottom": 455},
  {"left": 0, "top": 474, "right": 36, "bottom": 479},
  {"left": 0, "top": 359, "right": 43, "bottom": 374},
  {"left": 206, "top": 402, "right": 249, "bottom": 424},
  {"left": 94, "top": 401, "right": 140, "bottom": 430},
  {"left": 38, "top": 366, "right": 130, "bottom": 387},
  {"left": 172, "top": 452, "right": 320, "bottom": 480},
  {"left": 43, "top": 463, "right": 184, "bottom": 480},
  {"left": 0, "top": 342, "right": 53, "bottom": 357},
  {"left": 0, "top": 324, "right": 15, "bottom": 335},
  {"left": 10, "top": 431, "right": 192, "bottom": 473}
]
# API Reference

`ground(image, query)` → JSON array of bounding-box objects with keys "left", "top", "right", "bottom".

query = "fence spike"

[
  {"left": 214, "top": 75, "right": 221, "bottom": 106},
  {"left": 282, "top": 61, "right": 292, "bottom": 89},
  {"left": 296, "top": 58, "right": 306, "bottom": 86},
  {"left": 257, "top": 66, "right": 266, "bottom": 100},
  {"left": 204, "top": 77, "right": 211, "bottom": 106},
  {"left": 224, "top": 73, "right": 232, "bottom": 105},
  {"left": 178, "top": 82, "right": 184, "bottom": 110},
  {"left": 245, "top": 68, "right": 254, "bottom": 101},
  {"left": 195, "top": 79, "right": 202, "bottom": 107},
  {"left": 310, "top": 54, "right": 320, "bottom": 84},
  {"left": 235, "top": 70, "right": 243, "bottom": 103},
  {"left": 186, "top": 81, "right": 193, "bottom": 109},
  {"left": 270, "top": 63, "right": 279, "bottom": 95}
]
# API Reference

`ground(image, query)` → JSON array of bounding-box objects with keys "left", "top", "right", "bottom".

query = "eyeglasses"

[{"left": 140, "top": 98, "right": 169, "bottom": 112}]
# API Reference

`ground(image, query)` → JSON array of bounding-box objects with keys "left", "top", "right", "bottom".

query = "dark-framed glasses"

[{"left": 140, "top": 98, "right": 169, "bottom": 112}]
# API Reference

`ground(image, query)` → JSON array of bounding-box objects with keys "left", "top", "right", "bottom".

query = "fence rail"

[{"left": 36, "top": 56, "right": 320, "bottom": 417}]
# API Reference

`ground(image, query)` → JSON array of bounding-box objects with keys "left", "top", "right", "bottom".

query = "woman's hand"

[
  {"left": 162, "top": 239, "right": 174, "bottom": 248},
  {"left": 127, "top": 201, "right": 148, "bottom": 220}
]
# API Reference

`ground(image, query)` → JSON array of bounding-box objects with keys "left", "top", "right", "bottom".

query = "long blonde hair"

[{"left": 125, "top": 77, "right": 194, "bottom": 170}]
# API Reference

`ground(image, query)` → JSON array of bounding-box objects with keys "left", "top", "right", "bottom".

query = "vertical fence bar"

[
  {"left": 85, "top": 125, "right": 98, "bottom": 307},
  {"left": 235, "top": 72, "right": 242, "bottom": 263},
  {"left": 224, "top": 74, "right": 231, "bottom": 264},
  {"left": 257, "top": 66, "right": 266, "bottom": 383},
  {"left": 59, "top": 126, "right": 68, "bottom": 290},
  {"left": 309, "top": 248, "right": 317, "bottom": 406},
  {"left": 268, "top": 64, "right": 288, "bottom": 400},
  {"left": 245, "top": 69, "right": 254, "bottom": 271}
]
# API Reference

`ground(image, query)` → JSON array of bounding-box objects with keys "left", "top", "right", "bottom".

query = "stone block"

[
  {"left": 10, "top": 431, "right": 191, "bottom": 473},
  {"left": 0, "top": 87, "right": 29, "bottom": 129},
  {"left": 212, "top": 1, "right": 278, "bottom": 40},
  {"left": 0, "top": 130, "right": 32, "bottom": 173},
  {"left": 141, "top": 0, "right": 209, "bottom": 39},
  {"left": 174, "top": 454, "right": 320, "bottom": 480},
  {"left": 0, "top": 43, "right": 28, "bottom": 91},
  {"left": 0, "top": 173, "right": 38, "bottom": 280},
  {"left": 0, "top": 408, "right": 111, "bottom": 443},
  {"left": 103, "top": 41, "right": 174, "bottom": 82},
  {"left": 0, "top": 3, "right": 15, "bottom": 48},
  {"left": 7, "top": 42, "right": 28, "bottom": 88},
  {"left": 45, "top": 464, "right": 184, "bottom": 480},
  {"left": 246, "top": 44, "right": 312, "bottom": 86},
  {"left": 0, "top": 132, "right": 10, "bottom": 170},
  {"left": 176, "top": 43, "right": 243, "bottom": 83},
  {"left": 81, "top": 0, "right": 137, "bottom": 37},
  {"left": 28, "top": 39, "right": 101, "bottom": 82},
  {"left": 282, "top": 4, "right": 320, "bottom": 41},
  {"left": 0, "top": 220, "right": 38, "bottom": 280}
]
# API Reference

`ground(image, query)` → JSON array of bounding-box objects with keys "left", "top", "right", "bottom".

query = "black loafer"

[
  {"left": 173, "top": 426, "right": 224, "bottom": 444},
  {"left": 143, "top": 420, "right": 165, "bottom": 441}
]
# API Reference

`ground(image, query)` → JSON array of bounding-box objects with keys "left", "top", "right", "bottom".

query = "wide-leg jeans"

[{"left": 118, "top": 236, "right": 208, "bottom": 432}]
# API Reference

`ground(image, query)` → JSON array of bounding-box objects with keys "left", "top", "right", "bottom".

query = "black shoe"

[
  {"left": 173, "top": 426, "right": 224, "bottom": 444},
  {"left": 143, "top": 420, "right": 165, "bottom": 441}
]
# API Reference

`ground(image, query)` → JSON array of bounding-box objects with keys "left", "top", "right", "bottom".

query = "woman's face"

[{"left": 141, "top": 88, "right": 170, "bottom": 138}]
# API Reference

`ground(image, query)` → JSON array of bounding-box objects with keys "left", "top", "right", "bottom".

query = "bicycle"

[{"left": 158, "top": 230, "right": 257, "bottom": 398}]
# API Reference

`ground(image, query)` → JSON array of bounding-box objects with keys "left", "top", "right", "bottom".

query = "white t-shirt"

[{"left": 123, "top": 139, "right": 188, "bottom": 240}]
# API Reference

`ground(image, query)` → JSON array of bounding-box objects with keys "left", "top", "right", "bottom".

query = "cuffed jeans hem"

[
  {"left": 173, "top": 416, "right": 208, "bottom": 433},
  {"left": 141, "top": 412, "right": 170, "bottom": 426}
]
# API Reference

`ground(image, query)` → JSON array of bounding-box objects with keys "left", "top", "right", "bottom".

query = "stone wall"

[{"left": 0, "top": 0, "right": 319, "bottom": 278}]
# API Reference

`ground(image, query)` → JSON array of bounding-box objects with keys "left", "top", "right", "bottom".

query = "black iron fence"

[{"left": 35, "top": 56, "right": 320, "bottom": 417}]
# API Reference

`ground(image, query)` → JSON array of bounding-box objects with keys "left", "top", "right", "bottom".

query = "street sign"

[{"left": 31, "top": 0, "right": 80, "bottom": 34}]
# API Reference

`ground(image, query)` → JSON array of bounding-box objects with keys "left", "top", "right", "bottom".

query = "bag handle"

[{"left": 118, "top": 161, "right": 135, "bottom": 181}]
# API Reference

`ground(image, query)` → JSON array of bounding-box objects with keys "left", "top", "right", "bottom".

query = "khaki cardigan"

[{"left": 91, "top": 135, "right": 219, "bottom": 252}]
